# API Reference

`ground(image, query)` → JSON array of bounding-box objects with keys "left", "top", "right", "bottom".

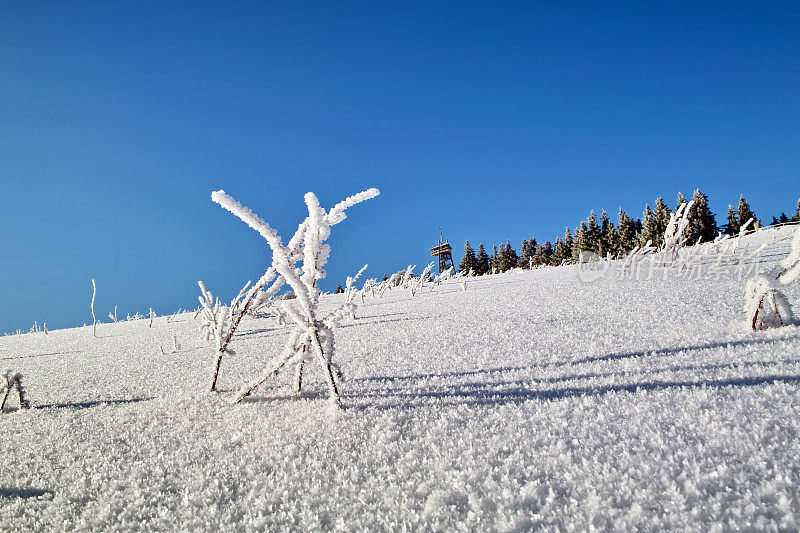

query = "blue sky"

[{"left": 1, "top": 1, "right": 798, "bottom": 331}]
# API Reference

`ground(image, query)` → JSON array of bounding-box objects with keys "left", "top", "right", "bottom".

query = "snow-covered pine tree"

[
  {"left": 684, "top": 189, "right": 718, "bottom": 245},
  {"left": 490, "top": 244, "right": 499, "bottom": 273},
  {"left": 586, "top": 211, "right": 601, "bottom": 254},
  {"left": 553, "top": 237, "right": 569, "bottom": 265},
  {"left": 500, "top": 240, "right": 518, "bottom": 271},
  {"left": 738, "top": 195, "right": 757, "bottom": 230},
  {"left": 573, "top": 221, "right": 589, "bottom": 261},
  {"left": 639, "top": 205, "right": 657, "bottom": 247},
  {"left": 793, "top": 199, "right": 800, "bottom": 222},
  {"left": 726, "top": 205, "right": 740, "bottom": 236},
  {"left": 475, "top": 244, "right": 490, "bottom": 275},
  {"left": 459, "top": 241, "right": 477, "bottom": 273},
  {"left": 563, "top": 228, "right": 574, "bottom": 261},
  {"left": 518, "top": 238, "right": 535, "bottom": 269},
  {"left": 653, "top": 198, "right": 672, "bottom": 248},
  {"left": 599, "top": 210, "right": 616, "bottom": 256},
  {"left": 496, "top": 243, "right": 505, "bottom": 271},
  {"left": 616, "top": 208, "right": 637, "bottom": 256},
  {"left": 533, "top": 240, "right": 553, "bottom": 266}
]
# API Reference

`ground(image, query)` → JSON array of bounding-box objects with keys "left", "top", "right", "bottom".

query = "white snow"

[{"left": 1, "top": 226, "right": 799, "bottom": 530}]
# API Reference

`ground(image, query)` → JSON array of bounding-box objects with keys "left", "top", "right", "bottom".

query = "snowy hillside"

[{"left": 2, "top": 227, "right": 800, "bottom": 530}]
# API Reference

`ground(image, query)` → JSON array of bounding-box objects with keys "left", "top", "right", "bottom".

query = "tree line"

[{"left": 458, "top": 190, "right": 800, "bottom": 275}]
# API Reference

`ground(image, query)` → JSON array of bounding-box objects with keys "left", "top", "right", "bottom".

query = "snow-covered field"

[{"left": 2, "top": 227, "right": 800, "bottom": 530}]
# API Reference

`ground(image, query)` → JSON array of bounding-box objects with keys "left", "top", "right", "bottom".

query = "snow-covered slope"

[{"left": 2, "top": 227, "right": 800, "bottom": 530}]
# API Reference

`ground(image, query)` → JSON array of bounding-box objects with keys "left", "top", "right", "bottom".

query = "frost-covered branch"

[
  {"left": 200, "top": 267, "right": 278, "bottom": 391},
  {"left": 661, "top": 200, "right": 694, "bottom": 260},
  {"left": 745, "top": 228, "right": 800, "bottom": 330},
  {"left": 91, "top": 279, "right": 97, "bottom": 337},
  {"left": 211, "top": 187, "right": 379, "bottom": 406},
  {"left": 1, "top": 370, "right": 30, "bottom": 412},
  {"left": 411, "top": 262, "right": 434, "bottom": 296}
]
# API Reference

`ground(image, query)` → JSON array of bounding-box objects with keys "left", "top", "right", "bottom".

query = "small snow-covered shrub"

[
  {"left": 746, "top": 228, "right": 800, "bottom": 330},
  {"left": 212, "top": 187, "right": 379, "bottom": 406},
  {"left": 1, "top": 370, "right": 30, "bottom": 412}
]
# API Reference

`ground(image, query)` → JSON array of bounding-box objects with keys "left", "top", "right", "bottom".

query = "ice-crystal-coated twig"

[
  {"left": 745, "top": 228, "right": 799, "bottom": 330},
  {"left": 211, "top": 187, "right": 379, "bottom": 406},
  {"left": 1, "top": 370, "right": 30, "bottom": 412},
  {"left": 91, "top": 279, "right": 97, "bottom": 337},
  {"left": 199, "top": 268, "right": 280, "bottom": 391}
]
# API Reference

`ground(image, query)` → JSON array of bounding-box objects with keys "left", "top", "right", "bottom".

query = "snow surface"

[{"left": 2, "top": 227, "right": 800, "bottom": 530}]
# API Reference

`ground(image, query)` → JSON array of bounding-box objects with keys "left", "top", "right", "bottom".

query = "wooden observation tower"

[{"left": 430, "top": 230, "right": 455, "bottom": 274}]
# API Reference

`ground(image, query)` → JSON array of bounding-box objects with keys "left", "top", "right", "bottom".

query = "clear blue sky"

[{"left": 1, "top": 1, "right": 798, "bottom": 331}]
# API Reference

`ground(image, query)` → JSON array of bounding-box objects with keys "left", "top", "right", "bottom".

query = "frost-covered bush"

[
  {"left": 746, "top": 228, "right": 800, "bottom": 330},
  {"left": 212, "top": 187, "right": 379, "bottom": 406},
  {"left": 1, "top": 370, "right": 30, "bottom": 412}
]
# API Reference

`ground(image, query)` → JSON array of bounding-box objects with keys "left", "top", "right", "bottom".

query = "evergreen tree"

[
  {"left": 563, "top": 228, "right": 574, "bottom": 258},
  {"left": 553, "top": 237, "right": 569, "bottom": 265},
  {"left": 792, "top": 198, "right": 800, "bottom": 222},
  {"left": 737, "top": 195, "right": 757, "bottom": 229},
  {"left": 382, "top": 273, "right": 388, "bottom": 281},
  {"left": 573, "top": 221, "right": 589, "bottom": 261},
  {"left": 771, "top": 216, "right": 780, "bottom": 226},
  {"left": 599, "top": 209, "right": 616, "bottom": 256},
  {"left": 586, "top": 211, "right": 601, "bottom": 254},
  {"left": 518, "top": 238, "right": 536, "bottom": 269},
  {"left": 639, "top": 205, "right": 657, "bottom": 247},
  {"left": 616, "top": 208, "right": 637, "bottom": 255},
  {"left": 533, "top": 240, "right": 553, "bottom": 266},
  {"left": 499, "top": 240, "right": 518, "bottom": 271},
  {"left": 335, "top": 285, "right": 344, "bottom": 294},
  {"left": 653, "top": 198, "right": 671, "bottom": 248},
  {"left": 725, "top": 205, "right": 740, "bottom": 236},
  {"left": 490, "top": 244, "right": 499, "bottom": 272},
  {"left": 459, "top": 241, "right": 477, "bottom": 273},
  {"left": 779, "top": 212, "right": 790, "bottom": 224},
  {"left": 684, "top": 189, "right": 718, "bottom": 245},
  {"left": 475, "top": 244, "right": 490, "bottom": 275}
]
